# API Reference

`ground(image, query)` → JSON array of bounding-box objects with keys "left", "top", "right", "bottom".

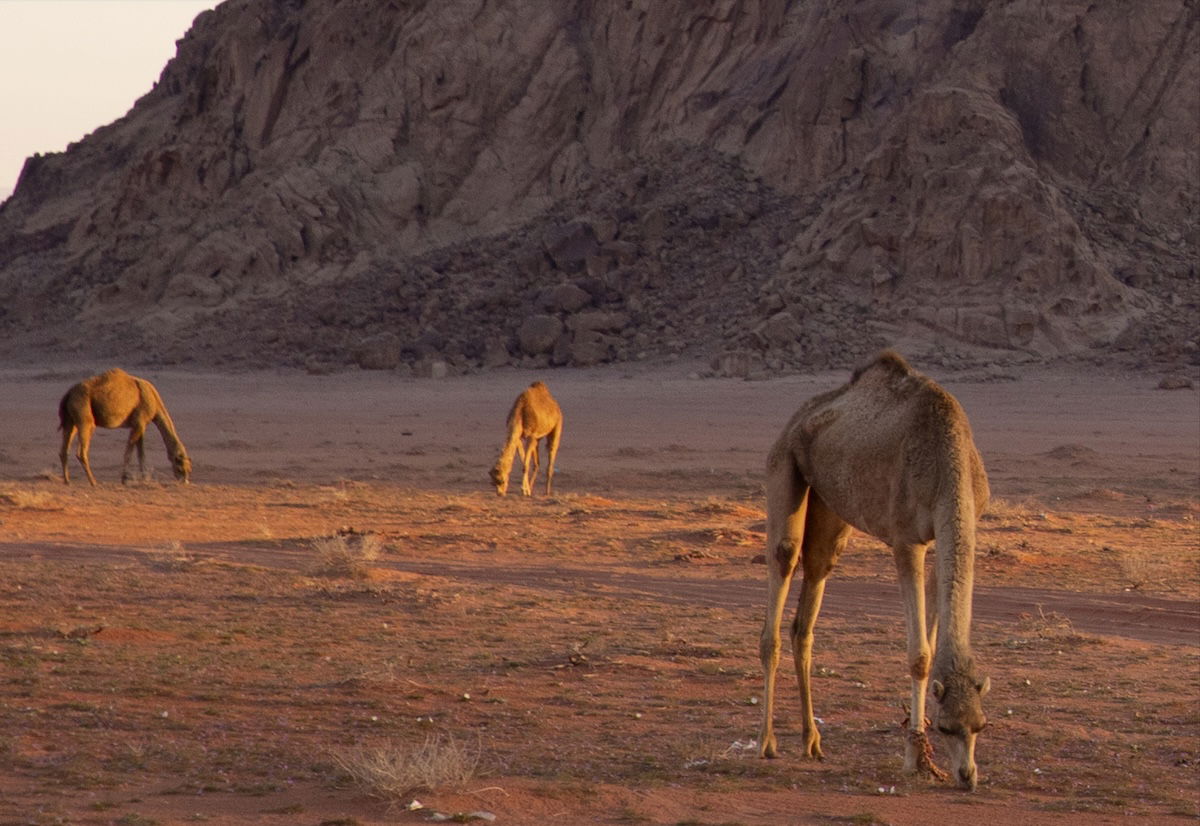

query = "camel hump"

[{"left": 851, "top": 349, "right": 913, "bottom": 384}]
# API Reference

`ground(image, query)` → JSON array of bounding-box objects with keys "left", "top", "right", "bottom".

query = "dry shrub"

[
  {"left": 332, "top": 735, "right": 478, "bottom": 800},
  {"left": 1117, "top": 545, "right": 1177, "bottom": 592},
  {"left": 1015, "top": 605, "right": 1081, "bottom": 641},
  {"left": 0, "top": 487, "right": 57, "bottom": 509},
  {"left": 310, "top": 532, "right": 382, "bottom": 578},
  {"left": 979, "top": 496, "right": 1037, "bottom": 521},
  {"left": 150, "top": 540, "right": 202, "bottom": 572}
]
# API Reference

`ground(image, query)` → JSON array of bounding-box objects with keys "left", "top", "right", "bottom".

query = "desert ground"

[{"left": 0, "top": 359, "right": 1197, "bottom": 826}]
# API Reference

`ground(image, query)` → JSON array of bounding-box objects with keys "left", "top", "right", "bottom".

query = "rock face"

[{"left": 0, "top": 0, "right": 1196, "bottom": 371}]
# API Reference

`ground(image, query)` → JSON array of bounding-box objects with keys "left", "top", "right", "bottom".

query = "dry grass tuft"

[
  {"left": 0, "top": 487, "right": 58, "bottom": 509},
  {"left": 979, "top": 496, "right": 1038, "bottom": 521},
  {"left": 150, "top": 540, "right": 203, "bottom": 572},
  {"left": 1118, "top": 545, "right": 1170, "bottom": 591},
  {"left": 310, "top": 532, "right": 383, "bottom": 578},
  {"left": 1015, "top": 605, "right": 1082, "bottom": 642},
  {"left": 331, "top": 735, "right": 478, "bottom": 801}
]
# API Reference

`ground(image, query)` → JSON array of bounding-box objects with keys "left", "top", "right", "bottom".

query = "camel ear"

[
  {"left": 977, "top": 676, "right": 991, "bottom": 697},
  {"left": 931, "top": 680, "right": 945, "bottom": 702}
]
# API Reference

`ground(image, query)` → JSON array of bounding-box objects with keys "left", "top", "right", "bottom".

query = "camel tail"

[{"left": 57, "top": 391, "right": 71, "bottom": 432}]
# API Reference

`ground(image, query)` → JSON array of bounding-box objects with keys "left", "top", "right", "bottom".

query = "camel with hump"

[
  {"left": 758, "top": 350, "right": 990, "bottom": 790},
  {"left": 489, "top": 381, "right": 562, "bottom": 497},
  {"left": 59, "top": 368, "right": 192, "bottom": 486}
]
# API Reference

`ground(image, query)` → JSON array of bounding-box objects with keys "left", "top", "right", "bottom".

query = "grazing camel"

[
  {"left": 58, "top": 368, "right": 192, "bottom": 486},
  {"left": 758, "top": 350, "right": 990, "bottom": 790},
  {"left": 489, "top": 381, "right": 562, "bottom": 496}
]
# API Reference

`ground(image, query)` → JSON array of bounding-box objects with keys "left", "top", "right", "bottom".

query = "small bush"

[
  {"left": 310, "top": 533, "right": 382, "bottom": 579},
  {"left": 0, "top": 487, "right": 57, "bottom": 509},
  {"left": 331, "top": 735, "right": 478, "bottom": 800},
  {"left": 150, "top": 540, "right": 201, "bottom": 572}
]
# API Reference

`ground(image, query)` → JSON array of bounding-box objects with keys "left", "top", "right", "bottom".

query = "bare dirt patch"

[{"left": 0, "top": 362, "right": 1196, "bottom": 825}]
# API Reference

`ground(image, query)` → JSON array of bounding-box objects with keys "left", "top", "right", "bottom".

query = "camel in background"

[
  {"left": 758, "top": 350, "right": 990, "bottom": 790},
  {"left": 490, "top": 381, "right": 562, "bottom": 496},
  {"left": 59, "top": 368, "right": 192, "bottom": 486}
]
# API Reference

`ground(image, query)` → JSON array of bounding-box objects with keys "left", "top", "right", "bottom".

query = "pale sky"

[{"left": 0, "top": 0, "right": 223, "bottom": 201}]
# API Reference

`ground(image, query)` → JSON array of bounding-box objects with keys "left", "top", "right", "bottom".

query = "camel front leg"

[
  {"left": 544, "top": 425, "right": 561, "bottom": 496},
  {"left": 521, "top": 437, "right": 539, "bottom": 496},
  {"left": 122, "top": 425, "right": 147, "bottom": 484},
  {"left": 893, "top": 542, "right": 945, "bottom": 779},
  {"left": 758, "top": 456, "right": 809, "bottom": 759}
]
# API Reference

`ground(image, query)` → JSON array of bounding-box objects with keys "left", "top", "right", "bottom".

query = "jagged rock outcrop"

[{"left": 0, "top": 0, "right": 1196, "bottom": 371}]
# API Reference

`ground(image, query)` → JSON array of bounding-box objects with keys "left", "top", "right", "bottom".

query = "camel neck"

[
  {"left": 152, "top": 414, "right": 185, "bottom": 457},
  {"left": 934, "top": 499, "right": 977, "bottom": 658}
]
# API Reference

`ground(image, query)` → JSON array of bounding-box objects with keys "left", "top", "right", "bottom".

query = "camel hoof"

[{"left": 905, "top": 729, "right": 950, "bottom": 783}]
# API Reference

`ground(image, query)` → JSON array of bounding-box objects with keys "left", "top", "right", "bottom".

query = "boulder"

[
  {"left": 482, "top": 336, "right": 512, "bottom": 367},
  {"left": 752, "top": 311, "right": 804, "bottom": 349},
  {"left": 353, "top": 332, "right": 402, "bottom": 370},
  {"left": 517, "top": 314, "right": 563, "bottom": 356},
  {"left": 542, "top": 222, "right": 599, "bottom": 273},
  {"left": 568, "top": 310, "right": 631, "bottom": 333},
  {"left": 538, "top": 283, "right": 592, "bottom": 313}
]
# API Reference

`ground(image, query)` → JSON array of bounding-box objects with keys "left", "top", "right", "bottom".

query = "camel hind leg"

[
  {"left": 758, "top": 453, "right": 810, "bottom": 759},
  {"left": 59, "top": 425, "right": 77, "bottom": 484},
  {"left": 789, "top": 494, "right": 851, "bottom": 759},
  {"left": 544, "top": 424, "right": 561, "bottom": 496}
]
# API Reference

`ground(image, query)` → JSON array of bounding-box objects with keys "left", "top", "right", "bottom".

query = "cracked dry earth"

[{"left": 0, "top": 361, "right": 1196, "bottom": 825}]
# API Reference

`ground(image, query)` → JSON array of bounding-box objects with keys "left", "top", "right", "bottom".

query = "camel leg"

[
  {"left": 893, "top": 542, "right": 941, "bottom": 776},
  {"left": 925, "top": 561, "right": 940, "bottom": 664},
  {"left": 758, "top": 456, "right": 810, "bottom": 759},
  {"left": 544, "top": 425, "right": 561, "bottom": 496},
  {"left": 60, "top": 425, "right": 77, "bottom": 484},
  {"left": 76, "top": 420, "right": 98, "bottom": 487},
  {"left": 122, "top": 424, "right": 147, "bottom": 484},
  {"left": 790, "top": 495, "right": 851, "bottom": 759},
  {"left": 522, "top": 436, "right": 539, "bottom": 497}
]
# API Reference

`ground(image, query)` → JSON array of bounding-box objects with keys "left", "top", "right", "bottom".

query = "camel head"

[
  {"left": 489, "top": 462, "right": 508, "bottom": 496},
  {"left": 930, "top": 665, "right": 990, "bottom": 791},
  {"left": 172, "top": 451, "right": 193, "bottom": 484}
]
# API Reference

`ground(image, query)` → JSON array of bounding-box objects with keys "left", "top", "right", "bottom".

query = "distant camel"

[
  {"left": 58, "top": 368, "right": 192, "bottom": 486},
  {"left": 758, "top": 350, "right": 991, "bottom": 790},
  {"left": 490, "top": 381, "right": 562, "bottom": 496}
]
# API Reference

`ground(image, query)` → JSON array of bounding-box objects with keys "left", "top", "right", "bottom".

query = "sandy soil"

[{"left": 0, "top": 360, "right": 1197, "bottom": 826}]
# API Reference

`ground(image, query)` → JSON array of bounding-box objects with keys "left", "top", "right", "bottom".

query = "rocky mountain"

[{"left": 0, "top": 0, "right": 1196, "bottom": 374}]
